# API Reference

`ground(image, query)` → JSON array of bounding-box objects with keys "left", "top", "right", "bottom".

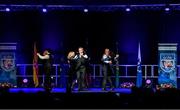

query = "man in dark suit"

[
  {"left": 74, "top": 47, "right": 89, "bottom": 91},
  {"left": 101, "top": 48, "right": 114, "bottom": 91}
]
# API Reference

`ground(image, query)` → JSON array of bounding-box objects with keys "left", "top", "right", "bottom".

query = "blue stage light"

[
  {"left": 165, "top": 7, "right": 170, "bottom": 11},
  {"left": 5, "top": 8, "right": 10, "bottom": 12},
  {"left": 42, "top": 8, "right": 47, "bottom": 13},
  {"left": 125, "top": 8, "right": 131, "bottom": 12},
  {"left": 23, "top": 78, "right": 28, "bottom": 84},
  {"left": 146, "top": 79, "right": 151, "bottom": 85},
  {"left": 145, "top": 79, "right": 152, "bottom": 88},
  {"left": 84, "top": 9, "right": 88, "bottom": 13}
]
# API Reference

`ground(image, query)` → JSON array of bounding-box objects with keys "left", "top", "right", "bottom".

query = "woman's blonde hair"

[
  {"left": 67, "top": 51, "right": 75, "bottom": 60},
  {"left": 43, "top": 50, "right": 50, "bottom": 55}
]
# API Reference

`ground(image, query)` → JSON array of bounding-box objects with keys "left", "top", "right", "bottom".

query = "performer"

[
  {"left": 74, "top": 47, "right": 89, "bottom": 91},
  {"left": 37, "top": 50, "right": 52, "bottom": 92},
  {"left": 67, "top": 51, "right": 77, "bottom": 93},
  {"left": 101, "top": 48, "right": 114, "bottom": 91},
  {"left": 84, "top": 60, "right": 91, "bottom": 88}
]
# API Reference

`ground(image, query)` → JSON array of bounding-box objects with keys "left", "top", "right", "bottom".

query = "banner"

[
  {"left": 158, "top": 43, "right": 177, "bottom": 88},
  {"left": 0, "top": 43, "right": 17, "bottom": 86}
]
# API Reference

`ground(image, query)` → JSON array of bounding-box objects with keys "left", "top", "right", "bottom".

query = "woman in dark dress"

[
  {"left": 37, "top": 50, "right": 52, "bottom": 92},
  {"left": 67, "top": 51, "right": 77, "bottom": 93}
]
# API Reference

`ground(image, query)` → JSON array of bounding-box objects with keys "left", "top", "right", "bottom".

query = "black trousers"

[
  {"left": 67, "top": 68, "right": 76, "bottom": 93},
  {"left": 102, "top": 65, "right": 113, "bottom": 88},
  {"left": 44, "top": 66, "right": 51, "bottom": 91},
  {"left": 76, "top": 67, "right": 86, "bottom": 90}
]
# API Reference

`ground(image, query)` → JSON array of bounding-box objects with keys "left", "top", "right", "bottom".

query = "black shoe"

[
  {"left": 71, "top": 86, "right": 74, "bottom": 91},
  {"left": 71, "top": 88, "right": 74, "bottom": 91},
  {"left": 102, "top": 88, "right": 107, "bottom": 91},
  {"left": 45, "top": 88, "right": 52, "bottom": 93},
  {"left": 78, "top": 88, "right": 82, "bottom": 91},
  {"left": 110, "top": 86, "right": 114, "bottom": 91},
  {"left": 83, "top": 88, "right": 88, "bottom": 91}
]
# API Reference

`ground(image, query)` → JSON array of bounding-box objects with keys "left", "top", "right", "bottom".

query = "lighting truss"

[{"left": 0, "top": 4, "right": 180, "bottom": 11}]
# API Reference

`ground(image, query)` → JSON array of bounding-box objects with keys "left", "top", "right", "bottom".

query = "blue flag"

[{"left": 136, "top": 43, "right": 143, "bottom": 88}]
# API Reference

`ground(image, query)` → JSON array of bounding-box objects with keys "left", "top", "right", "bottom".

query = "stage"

[
  {"left": 8, "top": 88, "right": 132, "bottom": 94},
  {"left": 1, "top": 1, "right": 180, "bottom": 109}
]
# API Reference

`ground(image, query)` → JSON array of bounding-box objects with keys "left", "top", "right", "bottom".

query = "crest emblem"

[
  {"left": 1, "top": 54, "right": 15, "bottom": 72},
  {"left": 160, "top": 54, "right": 175, "bottom": 73}
]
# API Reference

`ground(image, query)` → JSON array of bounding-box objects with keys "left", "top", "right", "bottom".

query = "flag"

[
  {"left": 33, "top": 43, "right": 39, "bottom": 87},
  {"left": 136, "top": 43, "right": 143, "bottom": 88}
]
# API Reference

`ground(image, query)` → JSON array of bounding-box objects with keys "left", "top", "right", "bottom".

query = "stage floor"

[{"left": 8, "top": 88, "right": 131, "bottom": 94}]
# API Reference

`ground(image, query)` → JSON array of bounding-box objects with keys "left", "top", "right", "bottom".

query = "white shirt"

[
  {"left": 37, "top": 54, "right": 49, "bottom": 60},
  {"left": 74, "top": 54, "right": 88, "bottom": 59},
  {"left": 102, "top": 55, "right": 111, "bottom": 64}
]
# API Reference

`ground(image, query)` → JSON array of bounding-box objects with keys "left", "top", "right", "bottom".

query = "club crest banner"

[
  {"left": 158, "top": 43, "right": 177, "bottom": 88},
  {"left": 0, "top": 43, "right": 17, "bottom": 86},
  {"left": 1, "top": 53, "right": 15, "bottom": 72}
]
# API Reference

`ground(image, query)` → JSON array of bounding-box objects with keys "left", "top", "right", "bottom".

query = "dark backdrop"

[{"left": 0, "top": 10, "right": 180, "bottom": 64}]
